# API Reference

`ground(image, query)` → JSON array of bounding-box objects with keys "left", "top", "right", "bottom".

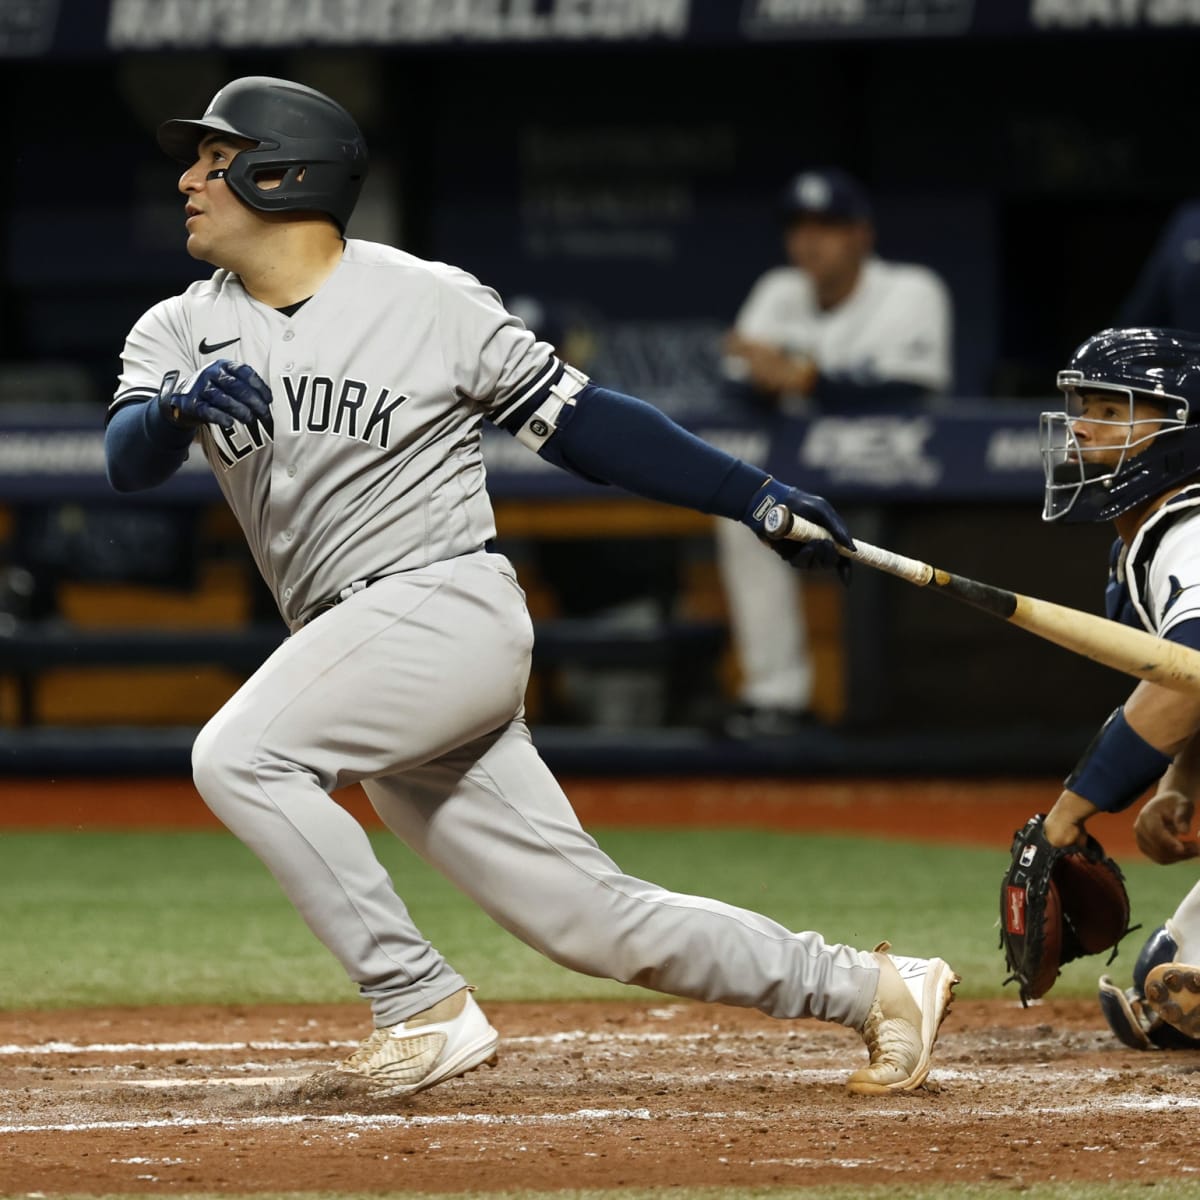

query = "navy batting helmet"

[
  {"left": 1040, "top": 327, "right": 1200, "bottom": 522},
  {"left": 157, "top": 76, "right": 367, "bottom": 232}
]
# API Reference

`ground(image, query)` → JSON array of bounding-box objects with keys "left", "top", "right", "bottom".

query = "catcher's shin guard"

[
  {"left": 1098, "top": 975, "right": 1155, "bottom": 1049},
  {"left": 1133, "top": 922, "right": 1179, "bottom": 993}
]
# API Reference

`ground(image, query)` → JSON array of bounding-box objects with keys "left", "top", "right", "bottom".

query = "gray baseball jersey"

[
  {"left": 112, "top": 239, "right": 880, "bottom": 1032},
  {"left": 111, "top": 239, "right": 586, "bottom": 628}
]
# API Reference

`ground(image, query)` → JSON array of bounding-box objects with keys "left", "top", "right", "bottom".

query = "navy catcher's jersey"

[
  {"left": 1106, "top": 485, "right": 1200, "bottom": 637},
  {"left": 111, "top": 239, "right": 587, "bottom": 626}
]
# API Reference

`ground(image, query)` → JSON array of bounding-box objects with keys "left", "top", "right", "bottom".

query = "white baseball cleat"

[
  {"left": 1144, "top": 962, "right": 1200, "bottom": 1039},
  {"left": 846, "top": 941, "right": 960, "bottom": 1095},
  {"left": 336, "top": 988, "right": 499, "bottom": 1097}
]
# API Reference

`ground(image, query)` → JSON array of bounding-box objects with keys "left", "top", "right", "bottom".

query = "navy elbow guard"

[{"left": 1065, "top": 707, "right": 1172, "bottom": 813}]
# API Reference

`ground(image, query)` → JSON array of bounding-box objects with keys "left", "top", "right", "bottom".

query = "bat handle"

[
  {"left": 763, "top": 504, "right": 934, "bottom": 586},
  {"left": 763, "top": 504, "right": 845, "bottom": 549}
]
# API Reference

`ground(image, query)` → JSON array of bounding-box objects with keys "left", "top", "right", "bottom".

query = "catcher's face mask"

[{"left": 1040, "top": 376, "right": 1186, "bottom": 522}]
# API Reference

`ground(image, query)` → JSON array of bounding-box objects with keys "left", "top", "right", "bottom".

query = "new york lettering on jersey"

[{"left": 281, "top": 375, "right": 408, "bottom": 448}]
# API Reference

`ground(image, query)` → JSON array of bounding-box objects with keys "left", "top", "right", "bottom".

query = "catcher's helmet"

[
  {"left": 1040, "top": 326, "right": 1200, "bottom": 522},
  {"left": 157, "top": 76, "right": 367, "bottom": 232}
]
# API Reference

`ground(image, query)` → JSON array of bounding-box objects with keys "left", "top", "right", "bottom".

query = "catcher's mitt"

[{"left": 999, "top": 813, "right": 1134, "bottom": 1005}]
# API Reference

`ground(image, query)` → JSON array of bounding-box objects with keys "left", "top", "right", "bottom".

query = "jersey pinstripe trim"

[
  {"left": 106, "top": 386, "right": 158, "bottom": 426},
  {"left": 489, "top": 357, "right": 565, "bottom": 433}
]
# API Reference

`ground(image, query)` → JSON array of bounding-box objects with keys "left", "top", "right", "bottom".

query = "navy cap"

[{"left": 780, "top": 168, "right": 872, "bottom": 223}]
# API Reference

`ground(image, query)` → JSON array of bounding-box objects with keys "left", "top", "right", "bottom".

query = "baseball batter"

[
  {"left": 1037, "top": 327, "right": 1200, "bottom": 1047},
  {"left": 104, "top": 76, "right": 958, "bottom": 1098}
]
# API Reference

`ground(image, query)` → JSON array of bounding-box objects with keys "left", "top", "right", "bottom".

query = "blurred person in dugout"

[{"left": 715, "top": 167, "right": 954, "bottom": 738}]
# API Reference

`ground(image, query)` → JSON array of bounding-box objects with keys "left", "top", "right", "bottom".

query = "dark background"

[{"left": 4, "top": 31, "right": 1196, "bottom": 406}]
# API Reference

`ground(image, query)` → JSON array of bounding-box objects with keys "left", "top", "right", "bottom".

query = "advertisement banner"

[
  {"left": 8, "top": 0, "right": 1200, "bottom": 58},
  {"left": 0, "top": 405, "right": 1047, "bottom": 503}
]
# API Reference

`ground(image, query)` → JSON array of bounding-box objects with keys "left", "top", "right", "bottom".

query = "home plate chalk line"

[{"left": 3, "top": 1088, "right": 1200, "bottom": 1137}]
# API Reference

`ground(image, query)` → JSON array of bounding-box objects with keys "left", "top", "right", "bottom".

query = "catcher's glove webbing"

[{"left": 1000, "top": 813, "right": 1135, "bottom": 1005}]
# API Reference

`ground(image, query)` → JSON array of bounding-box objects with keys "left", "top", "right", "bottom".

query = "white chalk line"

[
  {"left": 0, "top": 1029, "right": 775, "bottom": 1057},
  {"left": 4, "top": 1089, "right": 1200, "bottom": 1137},
  {"left": 0, "top": 1106, "right": 665, "bottom": 1134},
  {"left": 0, "top": 1038, "right": 357, "bottom": 1056}
]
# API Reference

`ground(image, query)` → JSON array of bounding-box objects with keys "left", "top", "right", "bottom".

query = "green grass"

[{"left": 0, "top": 826, "right": 1186, "bottom": 1010}]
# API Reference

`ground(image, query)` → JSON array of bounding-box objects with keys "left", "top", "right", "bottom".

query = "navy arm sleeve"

[
  {"left": 105, "top": 398, "right": 196, "bottom": 492},
  {"left": 540, "top": 383, "right": 766, "bottom": 520}
]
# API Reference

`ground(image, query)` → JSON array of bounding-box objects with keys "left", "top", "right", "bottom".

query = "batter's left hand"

[{"left": 159, "top": 360, "right": 273, "bottom": 433}]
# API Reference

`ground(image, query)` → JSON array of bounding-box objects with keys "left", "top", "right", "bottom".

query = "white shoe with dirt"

[
  {"left": 336, "top": 988, "right": 499, "bottom": 1097},
  {"left": 846, "top": 942, "right": 959, "bottom": 1095}
]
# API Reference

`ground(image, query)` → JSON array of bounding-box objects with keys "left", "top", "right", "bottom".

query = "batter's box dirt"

[{"left": 2, "top": 998, "right": 1200, "bottom": 1193}]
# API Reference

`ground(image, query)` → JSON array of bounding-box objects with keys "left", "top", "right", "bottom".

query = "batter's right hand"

[
  {"left": 158, "top": 360, "right": 273, "bottom": 433},
  {"left": 744, "top": 478, "right": 855, "bottom": 579}
]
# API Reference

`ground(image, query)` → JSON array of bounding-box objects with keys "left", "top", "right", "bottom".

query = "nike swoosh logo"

[{"left": 198, "top": 336, "right": 240, "bottom": 354}]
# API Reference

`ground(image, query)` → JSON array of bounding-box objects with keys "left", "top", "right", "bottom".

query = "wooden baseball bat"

[{"left": 763, "top": 504, "right": 1200, "bottom": 697}]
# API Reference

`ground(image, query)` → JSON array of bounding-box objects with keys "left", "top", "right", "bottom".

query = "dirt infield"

[
  {"left": 2, "top": 775, "right": 1193, "bottom": 1194},
  {"left": 2, "top": 997, "right": 1200, "bottom": 1194}
]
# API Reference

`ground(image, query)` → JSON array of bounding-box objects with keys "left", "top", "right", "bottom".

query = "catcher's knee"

[{"left": 1133, "top": 921, "right": 1179, "bottom": 993}]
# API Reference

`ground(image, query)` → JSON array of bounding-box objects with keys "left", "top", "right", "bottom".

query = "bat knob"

[{"left": 763, "top": 504, "right": 791, "bottom": 539}]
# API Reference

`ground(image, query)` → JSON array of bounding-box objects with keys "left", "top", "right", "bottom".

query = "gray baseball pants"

[{"left": 191, "top": 550, "right": 877, "bottom": 1030}]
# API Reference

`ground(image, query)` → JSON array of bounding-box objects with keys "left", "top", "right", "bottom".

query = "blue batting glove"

[
  {"left": 743, "top": 478, "right": 855, "bottom": 577},
  {"left": 158, "top": 360, "right": 273, "bottom": 434}
]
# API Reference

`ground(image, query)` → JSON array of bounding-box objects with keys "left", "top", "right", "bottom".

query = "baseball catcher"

[{"left": 1001, "top": 327, "right": 1200, "bottom": 1044}]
